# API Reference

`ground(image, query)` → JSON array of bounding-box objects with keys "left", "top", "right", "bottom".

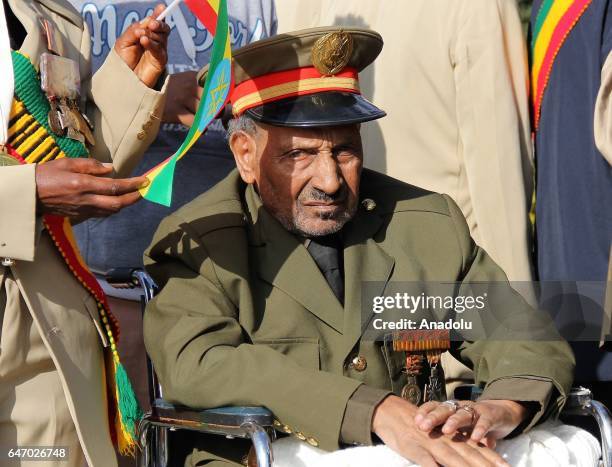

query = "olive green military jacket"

[{"left": 144, "top": 169, "right": 574, "bottom": 453}]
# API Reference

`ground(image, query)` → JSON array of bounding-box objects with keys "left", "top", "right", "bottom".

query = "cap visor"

[{"left": 244, "top": 92, "right": 386, "bottom": 127}]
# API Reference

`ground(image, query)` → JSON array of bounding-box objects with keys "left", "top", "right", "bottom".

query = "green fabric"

[
  {"left": 115, "top": 360, "right": 143, "bottom": 440},
  {"left": 11, "top": 51, "right": 88, "bottom": 158},
  {"left": 531, "top": 0, "right": 554, "bottom": 50}
]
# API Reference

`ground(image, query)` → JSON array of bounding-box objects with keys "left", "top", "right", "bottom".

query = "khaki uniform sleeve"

[
  {"left": 478, "top": 378, "right": 555, "bottom": 433},
  {"left": 340, "top": 385, "right": 391, "bottom": 446},
  {"left": 79, "top": 22, "right": 168, "bottom": 177},
  {"left": 0, "top": 164, "right": 37, "bottom": 261},
  {"left": 443, "top": 195, "right": 575, "bottom": 424},
  {"left": 143, "top": 215, "right": 362, "bottom": 452},
  {"left": 594, "top": 51, "right": 612, "bottom": 166}
]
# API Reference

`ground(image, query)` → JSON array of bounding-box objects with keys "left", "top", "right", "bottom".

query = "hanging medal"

[
  {"left": 39, "top": 22, "right": 94, "bottom": 147},
  {"left": 401, "top": 354, "right": 423, "bottom": 405},
  {"left": 392, "top": 330, "right": 451, "bottom": 405},
  {"left": 424, "top": 350, "right": 447, "bottom": 402}
]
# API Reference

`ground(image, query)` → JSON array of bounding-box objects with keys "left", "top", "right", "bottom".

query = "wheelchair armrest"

[
  {"left": 150, "top": 399, "right": 274, "bottom": 438},
  {"left": 140, "top": 400, "right": 275, "bottom": 467},
  {"left": 563, "top": 386, "right": 596, "bottom": 413},
  {"left": 561, "top": 387, "right": 612, "bottom": 467},
  {"left": 105, "top": 267, "right": 141, "bottom": 288},
  {"left": 104, "top": 268, "right": 157, "bottom": 302}
]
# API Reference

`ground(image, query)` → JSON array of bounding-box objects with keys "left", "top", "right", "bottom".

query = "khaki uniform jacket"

[
  {"left": 0, "top": 1, "right": 167, "bottom": 465},
  {"left": 144, "top": 169, "right": 574, "bottom": 461},
  {"left": 274, "top": 0, "right": 535, "bottom": 283}
]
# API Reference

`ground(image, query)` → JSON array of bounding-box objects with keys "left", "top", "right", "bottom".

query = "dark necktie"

[{"left": 307, "top": 235, "right": 344, "bottom": 305}]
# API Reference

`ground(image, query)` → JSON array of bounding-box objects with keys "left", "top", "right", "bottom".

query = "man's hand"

[
  {"left": 35, "top": 158, "right": 148, "bottom": 221},
  {"left": 163, "top": 71, "right": 203, "bottom": 126},
  {"left": 414, "top": 399, "right": 528, "bottom": 447},
  {"left": 372, "top": 396, "right": 510, "bottom": 467},
  {"left": 114, "top": 4, "right": 170, "bottom": 88}
]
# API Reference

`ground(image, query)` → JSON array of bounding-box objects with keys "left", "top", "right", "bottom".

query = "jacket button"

[
  {"left": 142, "top": 120, "right": 153, "bottom": 130},
  {"left": 282, "top": 425, "right": 292, "bottom": 434},
  {"left": 137, "top": 130, "right": 146, "bottom": 140},
  {"left": 351, "top": 355, "right": 367, "bottom": 372},
  {"left": 306, "top": 437, "right": 319, "bottom": 447},
  {"left": 295, "top": 431, "right": 306, "bottom": 441}
]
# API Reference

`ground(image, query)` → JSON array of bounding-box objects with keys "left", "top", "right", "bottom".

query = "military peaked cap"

[{"left": 197, "top": 26, "right": 386, "bottom": 127}]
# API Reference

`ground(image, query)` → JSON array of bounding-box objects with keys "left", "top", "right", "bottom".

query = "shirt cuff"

[
  {"left": 340, "top": 385, "right": 392, "bottom": 446},
  {"left": 478, "top": 377, "right": 554, "bottom": 434}
]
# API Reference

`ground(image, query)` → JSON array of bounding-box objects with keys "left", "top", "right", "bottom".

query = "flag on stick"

[{"left": 140, "top": 0, "right": 233, "bottom": 206}]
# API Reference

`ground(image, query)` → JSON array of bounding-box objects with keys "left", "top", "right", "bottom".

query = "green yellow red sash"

[
  {"left": 7, "top": 50, "right": 141, "bottom": 455},
  {"left": 531, "top": 0, "right": 593, "bottom": 130}
]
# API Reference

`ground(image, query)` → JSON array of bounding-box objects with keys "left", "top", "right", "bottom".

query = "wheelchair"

[{"left": 105, "top": 268, "right": 612, "bottom": 467}]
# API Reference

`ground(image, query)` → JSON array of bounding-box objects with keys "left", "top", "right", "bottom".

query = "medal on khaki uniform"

[
  {"left": 40, "top": 46, "right": 95, "bottom": 146},
  {"left": 401, "top": 354, "right": 424, "bottom": 405},
  {"left": 393, "top": 330, "right": 450, "bottom": 405},
  {"left": 424, "top": 351, "right": 447, "bottom": 402}
]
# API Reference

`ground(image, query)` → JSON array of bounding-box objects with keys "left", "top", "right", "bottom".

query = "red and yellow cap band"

[{"left": 230, "top": 66, "right": 360, "bottom": 116}]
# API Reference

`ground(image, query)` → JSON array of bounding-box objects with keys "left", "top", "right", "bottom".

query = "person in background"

[
  {"left": 274, "top": 0, "right": 534, "bottom": 285},
  {"left": 66, "top": 0, "right": 277, "bottom": 441},
  {"left": 530, "top": 0, "right": 612, "bottom": 408},
  {"left": 0, "top": 1, "right": 168, "bottom": 466}
]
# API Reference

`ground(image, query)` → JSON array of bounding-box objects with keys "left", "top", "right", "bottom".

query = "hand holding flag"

[{"left": 140, "top": 0, "right": 233, "bottom": 206}]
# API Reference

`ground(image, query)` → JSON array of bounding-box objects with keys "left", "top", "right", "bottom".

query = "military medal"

[
  {"left": 423, "top": 351, "right": 447, "bottom": 402},
  {"left": 66, "top": 100, "right": 95, "bottom": 145},
  {"left": 40, "top": 52, "right": 94, "bottom": 146},
  {"left": 47, "top": 98, "right": 64, "bottom": 135},
  {"left": 401, "top": 354, "right": 423, "bottom": 405},
  {"left": 393, "top": 330, "right": 451, "bottom": 405}
]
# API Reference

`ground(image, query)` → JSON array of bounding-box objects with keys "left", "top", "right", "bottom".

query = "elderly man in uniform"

[
  {"left": 0, "top": 1, "right": 168, "bottom": 466},
  {"left": 144, "top": 28, "right": 574, "bottom": 466}
]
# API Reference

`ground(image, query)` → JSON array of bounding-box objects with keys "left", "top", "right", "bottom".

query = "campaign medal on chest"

[
  {"left": 401, "top": 354, "right": 424, "bottom": 405},
  {"left": 393, "top": 330, "right": 451, "bottom": 405},
  {"left": 39, "top": 21, "right": 94, "bottom": 146}
]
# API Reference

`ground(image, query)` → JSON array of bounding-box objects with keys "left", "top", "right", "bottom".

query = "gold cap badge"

[{"left": 312, "top": 31, "right": 354, "bottom": 76}]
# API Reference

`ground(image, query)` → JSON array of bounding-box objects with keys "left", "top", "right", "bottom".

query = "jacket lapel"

[
  {"left": 9, "top": 0, "right": 45, "bottom": 66},
  {"left": 246, "top": 185, "right": 345, "bottom": 333},
  {"left": 342, "top": 205, "right": 395, "bottom": 356}
]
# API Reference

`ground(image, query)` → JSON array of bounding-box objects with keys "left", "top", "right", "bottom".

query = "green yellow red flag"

[
  {"left": 139, "top": 0, "right": 233, "bottom": 206},
  {"left": 530, "top": 0, "right": 592, "bottom": 130}
]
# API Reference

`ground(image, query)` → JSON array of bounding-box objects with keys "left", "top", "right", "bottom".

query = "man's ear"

[{"left": 230, "top": 131, "right": 258, "bottom": 184}]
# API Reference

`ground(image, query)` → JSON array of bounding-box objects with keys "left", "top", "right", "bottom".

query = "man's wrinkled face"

[{"left": 231, "top": 122, "right": 363, "bottom": 237}]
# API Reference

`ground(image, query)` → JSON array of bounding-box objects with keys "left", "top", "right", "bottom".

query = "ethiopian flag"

[
  {"left": 140, "top": 0, "right": 233, "bottom": 206},
  {"left": 530, "top": 0, "right": 592, "bottom": 130}
]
